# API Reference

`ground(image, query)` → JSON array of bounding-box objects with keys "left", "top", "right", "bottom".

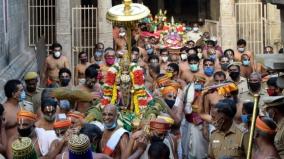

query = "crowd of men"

[{"left": 0, "top": 21, "right": 284, "bottom": 159}]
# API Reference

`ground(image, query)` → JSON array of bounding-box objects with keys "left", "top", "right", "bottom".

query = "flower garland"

[
  {"left": 129, "top": 64, "right": 148, "bottom": 115},
  {"left": 101, "top": 63, "right": 148, "bottom": 115},
  {"left": 101, "top": 64, "right": 119, "bottom": 106}
]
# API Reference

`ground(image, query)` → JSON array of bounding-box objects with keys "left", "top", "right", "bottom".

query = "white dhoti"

[{"left": 181, "top": 119, "right": 208, "bottom": 159}]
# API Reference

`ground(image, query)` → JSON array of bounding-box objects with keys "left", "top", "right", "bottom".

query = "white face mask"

[
  {"left": 54, "top": 51, "right": 61, "bottom": 58},
  {"left": 181, "top": 54, "right": 188, "bottom": 61},
  {"left": 197, "top": 52, "right": 203, "bottom": 59},
  {"left": 161, "top": 56, "right": 168, "bottom": 62},
  {"left": 193, "top": 27, "right": 199, "bottom": 32},
  {"left": 119, "top": 32, "right": 126, "bottom": 37},
  {"left": 238, "top": 47, "right": 245, "bottom": 53}
]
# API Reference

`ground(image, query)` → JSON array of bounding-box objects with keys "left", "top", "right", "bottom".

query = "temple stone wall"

[{"left": 0, "top": 0, "right": 37, "bottom": 102}]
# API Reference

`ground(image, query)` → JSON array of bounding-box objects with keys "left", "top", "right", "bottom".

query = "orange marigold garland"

[{"left": 101, "top": 64, "right": 119, "bottom": 106}]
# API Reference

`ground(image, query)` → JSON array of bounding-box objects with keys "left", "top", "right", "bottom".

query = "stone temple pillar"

[
  {"left": 56, "top": 0, "right": 72, "bottom": 67},
  {"left": 281, "top": 7, "right": 284, "bottom": 45},
  {"left": 219, "top": 0, "right": 237, "bottom": 50},
  {"left": 98, "top": 0, "right": 113, "bottom": 48}
]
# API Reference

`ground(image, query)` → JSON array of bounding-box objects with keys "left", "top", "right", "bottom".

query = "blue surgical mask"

[
  {"left": 104, "top": 121, "right": 117, "bottom": 130},
  {"left": 146, "top": 48, "right": 154, "bottom": 55},
  {"left": 19, "top": 91, "right": 26, "bottom": 102},
  {"left": 204, "top": 67, "right": 214, "bottom": 76},
  {"left": 209, "top": 54, "right": 216, "bottom": 61},
  {"left": 242, "top": 60, "right": 250, "bottom": 66},
  {"left": 95, "top": 51, "right": 103, "bottom": 57},
  {"left": 190, "top": 64, "right": 199, "bottom": 72},
  {"left": 194, "top": 83, "right": 203, "bottom": 91},
  {"left": 241, "top": 114, "right": 249, "bottom": 123}
]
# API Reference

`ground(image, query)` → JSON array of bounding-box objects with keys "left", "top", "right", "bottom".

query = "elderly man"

[
  {"left": 42, "top": 43, "right": 69, "bottom": 87},
  {"left": 100, "top": 104, "right": 129, "bottom": 159},
  {"left": 208, "top": 99, "right": 246, "bottom": 158},
  {"left": 24, "top": 72, "right": 42, "bottom": 114},
  {"left": 264, "top": 96, "right": 284, "bottom": 157},
  {"left": 7, "top": 109, "right": 57, "bottom": 158}
]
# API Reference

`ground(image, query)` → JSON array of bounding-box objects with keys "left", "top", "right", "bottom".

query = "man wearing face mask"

[
  {"left": 160, "top": 48, "right": 170, "bottom": 74},
  {"left": 77, "top": 64, "right": 102, "bottom": 113},
  {"left": 235, "top": 39, "right": 254, "bottom": 67},
  {"left": 91, "top": 42, "right": 105, "bottom": 64},
  {"left": 7, "top": 109, "right": 57, "bottom": 158},
  {"left": 101, "top": 48, "right": 116, "bottom": 79},
  {"left": 239, "top": 72, "right": 267, "bottom": 114},
  {"left": 58, "top": 68, "right": 72, "bottom": 88},
  {"left": 166, "top": 63, "right": 186, "bottom": 88},
  {"left": 24, "top": 72, "right": 42, "bottom": 115},
  {"left": 100, "top": 104, "right": 129, "bottom": 158},
  {"left": 267, "top": 77, "right": 283, "bottom": 96},
  {"left": 114, "top": 26, "right": 127, "bottom": 52},
  {"left": 75, "top": 51, "right": 91, "bottom": 85},
  {"left": 227, "top": 62, "right": 248, "bottom": 96},
  {"left": 264, "top": 96, "right": 284, "bottom": 157},
  {"left": 203, "top": 59, "right": 215, "bottom": 80},
  {"left": 36, "top": 97, "right": 58, "bottom": 130},
  {"left": 181, "top": 75, "right": 209, "bottom": 159},
  {"left": 240, "top": 54, "right": 253, "bottom": 78},
  {"left": 179, "top": 47, "right": 190, "bottom": 80},
  {"left": 187, "top": 23, "right": 203, "bottom": 43},
  {"left": 208, "top": 99, "right": 246, "bottom": 158},
  {"left": 42, "top": 43, "right": 69, "bottom": 87},
  {"left": 203, "top": 40, "right": 222, "bottom": 69},
  {"left": 3, "top": 79, "right": 34, "bottom": 145}
]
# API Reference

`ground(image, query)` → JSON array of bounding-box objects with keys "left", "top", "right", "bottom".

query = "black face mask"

[
  {"left": 248, "top": 82, "right": 261, "bottom": 93},
  {"left": 165, "top": 99, "right": 175, "bottom": 109},
  {"left": 150, "top": 135, "right": 165, "bottom": 143},
  {"left": 229, "top": 72, "right": 240, "bottom": 81},
  {"left": 26, "top": 85, "right": 36, "bottom": 93},
  {"left": 18, "top": 126, "right": 33, "bottom": 137},
  {"left": 60, "top": 79, "right": 70, "bottom": 87}
]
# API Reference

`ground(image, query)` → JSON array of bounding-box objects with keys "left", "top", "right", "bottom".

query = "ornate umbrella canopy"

[
  {"left": 106, "top": 0, "right": 150, "bottom": 22},
  {"left": 106, "top": 0, "right": 150, "bottom": 55}
]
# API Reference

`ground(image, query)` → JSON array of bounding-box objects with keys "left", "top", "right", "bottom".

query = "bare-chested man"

[
  {"left": 181, "top": 54, "right": 203, "bottom": 83},
  {"left": 75, "top": 51, "right": 91, "bottom": 85},
  {"left": 91, "top": 42, "right": 104, "bottom": 64},
  {"left": 114, "top": 26, "right": 127, "bottom": 52},
  {"left": 100, "top": 104, "right": 129, "bottom": 159},
  {"left": 178, "top": 47, "right": 189, "bottom": 78},
  {"left": 235, "top": 39, "right": 254, "bottom": 67},
  {"left": 160, "top": 48, "right": 170, "bottom": 74},
  {"left": 42, "top": 43, "right": 69, "bottom": 87},
  {"left": 77, "top": 64, "right": 102, "bottom": 114},
  {"left": 240, "top": 54, "right": 253, "bottom": 78},
  {"left": 3, "top": 80, "right": 30, "bottom": 146}
]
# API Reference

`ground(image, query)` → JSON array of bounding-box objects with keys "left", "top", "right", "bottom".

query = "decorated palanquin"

[
  {"left": 101, "top": 55, "right": 149, "bottom": 115},
  {"left": 141, "top": 9, "right": 188, "bottom": 52}
]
